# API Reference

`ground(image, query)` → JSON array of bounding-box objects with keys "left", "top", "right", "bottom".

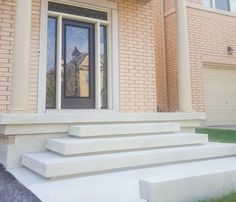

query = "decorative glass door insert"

[{"left": 61, "top": 20, "right": 95, "bottom": 109}]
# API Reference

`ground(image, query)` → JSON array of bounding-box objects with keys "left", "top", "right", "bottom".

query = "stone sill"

[{"left": 0, "top": 112, "right": 206, "bottom": 125}]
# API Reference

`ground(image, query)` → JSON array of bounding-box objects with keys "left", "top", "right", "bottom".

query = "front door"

[
  {"left": 46, "top": 2, "right": 110, "bottom": 110},
  {"left": 61, "top": 20, "right": 95, "bottom": 109}
]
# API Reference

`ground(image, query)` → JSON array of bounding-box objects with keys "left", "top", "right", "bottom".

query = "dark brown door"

[{"left": 61, "top": 20, "right": 95, "bottom": 109}]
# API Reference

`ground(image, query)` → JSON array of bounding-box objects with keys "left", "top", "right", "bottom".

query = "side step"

[
  {"left": 46, "top": 134, "right": 208, "bottom": 155},
  {"left": 69, "top": 123, "right": 180, "bottom": 137},
  {"left": 22, "top": 143, "right": 236, "bottom": 178},
  {"left": 140, "top": 158, "right": 236, "bottom": 202}
]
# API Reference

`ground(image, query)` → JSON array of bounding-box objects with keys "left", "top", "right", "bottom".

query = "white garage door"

[{"left": 204, "top": 64, "right": 236, "bottom": 126}]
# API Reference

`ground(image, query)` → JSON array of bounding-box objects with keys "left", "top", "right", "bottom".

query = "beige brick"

[
  {"left": 0, "top": 0, "right": 15, "bottom": 112},
  {"left": 187, "top": 5, "right": 236, "bottom": 112},
  {"left": 116, "top": 0, "right": 157, "bottom": 112}
]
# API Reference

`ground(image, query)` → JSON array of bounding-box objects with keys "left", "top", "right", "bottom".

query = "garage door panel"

[
  {"left": 205, "top": 87, "right": 236, "bottom": 96},
  {"left": 205, "top": 68, "right": 236, "bottom": 81},
  {"left": 205, "top": 95, "right": 236, "bottom": 100},
  {"left": 205, "top": 98, "right": 236, "bottom": 110},
  {"left": 205, "top": 80, "right": 236, "bottom": 92},
  {"left": 205, "top": 81, "right": 236, "bottom": 88},
  {"left": 204, "top": 65, "right": 236, "bottom": 126}
]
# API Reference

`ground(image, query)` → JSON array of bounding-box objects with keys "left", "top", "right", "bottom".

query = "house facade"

[
  {"left": 0, "top": 0, "right": 235, "bottom": 169},
  {"left": 155, "top": 0, "right": 236, "bottom": 125}
]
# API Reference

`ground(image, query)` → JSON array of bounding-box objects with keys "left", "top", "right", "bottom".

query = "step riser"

[
  {"left": 69, "top": 123, "right": 180, "bottom": 137},
  {"left": 140, "top": 170, "right": 236, "bottom": 202},
  {"left": 46, "top": 134, "right": 208, "bottom": 155},
  {"left": 22, "top": 145, "right": 236, "bottom": 178}
]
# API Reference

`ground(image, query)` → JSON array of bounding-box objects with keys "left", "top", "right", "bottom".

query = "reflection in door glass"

[
  {"left": 100, "top": 26, "right": 107, "bottom": 108},
  {"left": 65, "top": 25, "right": 90, "bottom": 98},
  {"left": 46, "top": 17, "right": 57, "bottom": 109}
]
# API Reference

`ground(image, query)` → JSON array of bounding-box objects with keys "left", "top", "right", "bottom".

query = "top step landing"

[{"left": 69, "top": 123, "right": 180, "bottom": 137}]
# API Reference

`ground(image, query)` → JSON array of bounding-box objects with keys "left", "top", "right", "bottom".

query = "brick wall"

[
  {"left": 163, "top": 0, "right": 179, "bottom": 112},
  {"left": 165, "top": 12, "right": 179, "bottom": 112},
  {"left": 29, "top": 0, "right": 40, "bottom": 112},
  {"left": 153, "top": 0, "right": 168, "bottom": 112},
  {"left": 187, "top": 6, "right": 236, "bottom": 112},
  {"left": 0, "top": 0, "right": 40, "bottom": 113},
  {"left": 160, "top": 0, "right": 206, "bottom": 112},
  {"left": 164, "top": 0, "right": 175, "bottom": 12},
  {"left": 0, "top": 0, "right": 15, "bottom": 112},
  {"left": 117, "top": 0, "right": 157, "bottom": 112},
  {"left": 162, "top": 0, "right": 236, "bottom": 112}
]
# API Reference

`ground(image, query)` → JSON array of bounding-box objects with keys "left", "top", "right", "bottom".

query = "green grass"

[
  {"left": 196, "top": 128, "right": 236, "bottom": 144},
  {"left": 198, "top": 192, "right": 236, "bottom": 202},
  {"left": 195, "top": 128, "right": 236, "bottom": 202}
]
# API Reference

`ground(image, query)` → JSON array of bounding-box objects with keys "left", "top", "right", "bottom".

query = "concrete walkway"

[
  {"left": 8, "top": 157, "right": 236, "bottom": 202},
  {"left": 0, "top": 164, "right": 41, "bottom": 202}
]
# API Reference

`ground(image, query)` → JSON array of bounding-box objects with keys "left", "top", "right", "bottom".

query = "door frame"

[{"left": 38, "top": 0, "right": 119, "bottom": 113}]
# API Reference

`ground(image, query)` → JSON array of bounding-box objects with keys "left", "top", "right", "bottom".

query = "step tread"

[
  {"left": 47, "top": 133, "right": 206, "bottom": 144},
  {"left": 25, "top": 143, "right": 236, "bottom": 164},
  {"left": 46, "top": 133, "right": 208, "bottom": 155},
  {"left": 22, "top": 143, "right": 236, "bottom": 178},
  {"left": 69, "top": 122, "right": 180, "bottom": 137}
]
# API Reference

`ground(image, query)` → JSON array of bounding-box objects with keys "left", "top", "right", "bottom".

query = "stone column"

[
  {"left": 175, "top": 0, "right": 193, "bottom": 112},
  {"left": 10, "top": 0, "right": 32, "bottom": 112}
]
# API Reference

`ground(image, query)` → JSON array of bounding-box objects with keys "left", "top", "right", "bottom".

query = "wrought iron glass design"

[
  {"left": 48, "top": 2, "right": 108, "bottom": 21},
  {"left": 46, "top": 17, "right": 57, "bottom": 108},
  {"left": 100, "top": 26, "right": 108, "bottom": 109},
  {"left": 64, "top": 25, "right": 90, "bottom": 98}
]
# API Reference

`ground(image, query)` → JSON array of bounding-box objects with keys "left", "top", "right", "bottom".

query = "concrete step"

[
  {"left": 22, "top": 143, "right": 236, "bottom": 178},
  {"left": 69, "top": 123, "right": 180, "bottom": 137},
  {"left": 140, "top": 157, "right": 236, "bottom": 202},
  {"left": 46, "top": 133, "right": 208, "bottom": 155}
]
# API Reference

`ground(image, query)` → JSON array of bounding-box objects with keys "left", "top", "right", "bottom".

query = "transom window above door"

[
  {"left": 46, "top": 2, "right": 110, "bottom": 110},
  {"left": 48, "top": 2, "right": 108, "bottom": 20}
]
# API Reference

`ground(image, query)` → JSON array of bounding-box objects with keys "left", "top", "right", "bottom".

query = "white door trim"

[{"left": 37, "top": 0, "right": 119, "bottom": 113}]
